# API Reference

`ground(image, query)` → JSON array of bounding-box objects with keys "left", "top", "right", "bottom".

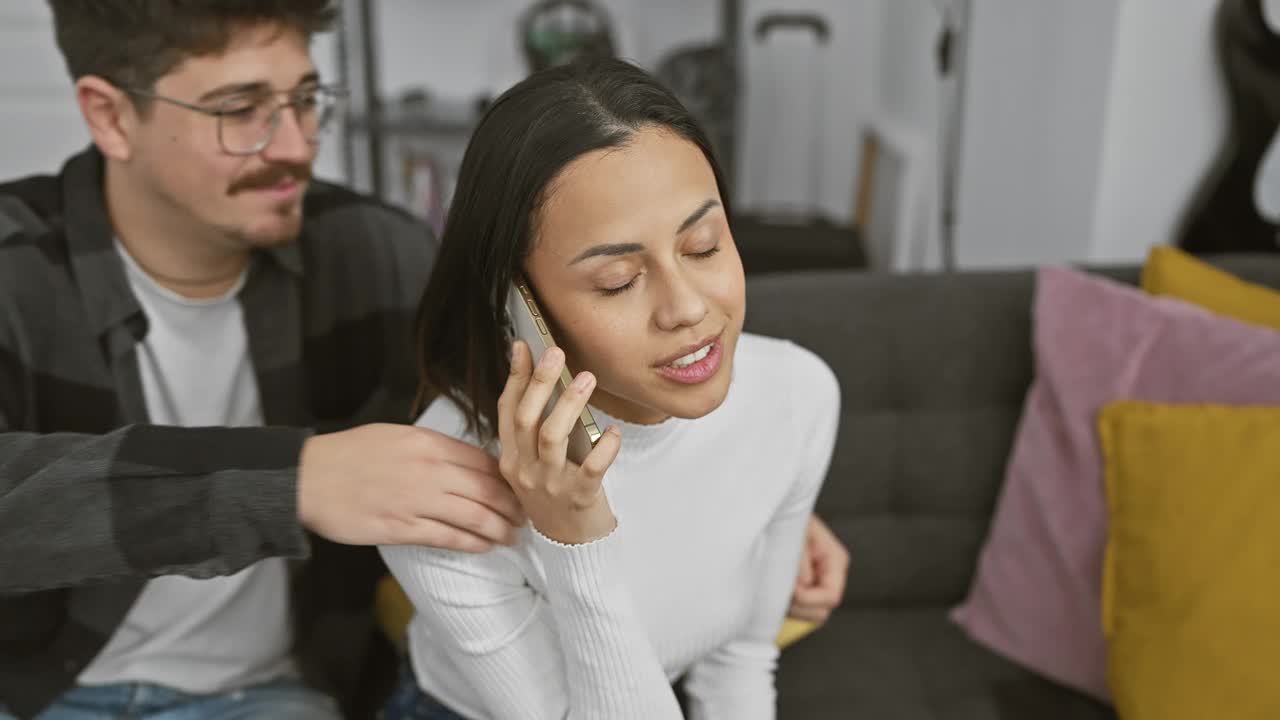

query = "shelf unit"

[{"left": 333, "top": 0, "right": 743, "bottom": 207}]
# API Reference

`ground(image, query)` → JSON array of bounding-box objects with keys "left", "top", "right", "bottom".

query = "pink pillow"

[{"left": 950, "top": 266, "right": 1280, "bottom": 701}]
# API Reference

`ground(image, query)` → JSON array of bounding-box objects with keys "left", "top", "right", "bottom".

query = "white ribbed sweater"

[{"left": 380, "top": 333, "right": 840, "bottom": 719}]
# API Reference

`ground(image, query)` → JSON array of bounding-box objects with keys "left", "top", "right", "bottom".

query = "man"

[
  {"left": 0, "top": 2, "right": 847, "bottom": 717},
  {"left": 0, "top": 3, "right": 527, "bottom": 717}
]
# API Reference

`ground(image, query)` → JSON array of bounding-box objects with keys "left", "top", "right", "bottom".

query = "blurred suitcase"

[{"left": 733, "top": 12, "right": 865, "bottom": 274}]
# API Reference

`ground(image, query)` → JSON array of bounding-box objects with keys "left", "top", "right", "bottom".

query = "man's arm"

[
  {"left": 0, "top": 226, "right": 522, "bottom": 593},
  {"left": 0, "top": 420, "right": 529, "bottom": 593},
  {"left": 0, "top": 296, "right": 306, "bottom": 591},
  {"left": 0, "top": 422, "right": 311, "bottom": 593}
]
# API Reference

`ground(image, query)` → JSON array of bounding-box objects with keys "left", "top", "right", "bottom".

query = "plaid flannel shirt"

[{"left": 0, "top": 147, "right": 435, "bottom": 717}]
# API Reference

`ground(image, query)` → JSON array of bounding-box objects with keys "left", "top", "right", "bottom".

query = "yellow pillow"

[
  {"left": 375, "top": 574, "right": 414, "bottom": 653},
  {"left": 775, "top": 617, "right": 818, "bottom": 648},
  {"left": 1099, "top": 402, "right": 1280, "bottom": 719},
  {"left": 375, "top": 575, "right": 818, "bottom": 652},
  {"left": 1141, "top": 245, "right": 1280, "bottom": 331}
]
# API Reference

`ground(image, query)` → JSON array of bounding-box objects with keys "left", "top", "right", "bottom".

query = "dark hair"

[
  {"left": 413, "top": 57, "right": 731, "bottom": 438},
  {"left": 47, "top": 1, "right": 336, "bottom": 92}
]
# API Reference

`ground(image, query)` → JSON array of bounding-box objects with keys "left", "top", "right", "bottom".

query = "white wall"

[
  {"left": 951, "top": 0, "right": 1121, "bottom": 269},
  {"left": 1088, "top": 0, "right": 1227, "bottom": 263},
  {"left": 874, "top": 0, "right": 1226, "bottom": 270},
  {"left": 875, "top": 1, "right": 938, "bottom": 134},
  {"left": 0, "top": 3, "right": 90, "bottom": 180},
  {"left": 860, "top": 0, "right": 943, "bottom": 269},
  {"left": 311, "top": 33, "right": 345, "bottom": 181}
]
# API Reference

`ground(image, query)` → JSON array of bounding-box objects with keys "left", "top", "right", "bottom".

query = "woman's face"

[{"left": 524, "top": 127, "right": 746, "bottom": 425}]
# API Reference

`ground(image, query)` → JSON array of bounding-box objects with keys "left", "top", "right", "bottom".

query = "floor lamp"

[{"left": 935, "top": 0, "right": 972, "bottom": 271}]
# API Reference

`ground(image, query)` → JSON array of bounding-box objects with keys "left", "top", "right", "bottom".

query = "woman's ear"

[{"left": 74, "top": 75, "right": 138, "bottom": 162}]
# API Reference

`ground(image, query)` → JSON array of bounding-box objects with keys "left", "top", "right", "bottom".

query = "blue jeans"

[
  {"left": 0, "top": 678, "right": 339, "bottom": 720},
  {"left": 381, "top": 660, "right": 469, "bottom": 720}
]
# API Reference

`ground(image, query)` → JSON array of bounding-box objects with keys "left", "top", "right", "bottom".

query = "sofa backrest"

[{"left": 742, "top": 254, "right": 1280, "bottom": 608}]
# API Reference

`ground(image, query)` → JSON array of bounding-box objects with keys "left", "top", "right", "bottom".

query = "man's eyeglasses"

[{"left": 120, "top": 84, "right": 346, "bottom": 156}]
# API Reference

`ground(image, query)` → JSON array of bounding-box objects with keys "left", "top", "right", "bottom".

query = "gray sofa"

[{"left": 744, "top": 254, "right": 1280, "bottom": 719}]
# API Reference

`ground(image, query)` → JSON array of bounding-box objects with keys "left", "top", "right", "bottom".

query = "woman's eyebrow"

[
  {"left": 676, "top": 199, "right": 720, "bottom": 235},
  {"left": 569, "top": 242, "right": 645, "bottom": 265},
  {"left": 567, "top": 199, "right": 720, "bottom": 265}
]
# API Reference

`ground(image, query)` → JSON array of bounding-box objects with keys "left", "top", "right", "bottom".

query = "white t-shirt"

[
  {"left": 79, "top": 244, "right": 294, "bottom": 693},
  {"left": 381, "top": 333, "right": 841, "bottom": 719}
]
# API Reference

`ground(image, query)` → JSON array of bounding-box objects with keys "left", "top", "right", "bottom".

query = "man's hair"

[{"left": 48, "top": 1, "right": 337, "bottom": 91}]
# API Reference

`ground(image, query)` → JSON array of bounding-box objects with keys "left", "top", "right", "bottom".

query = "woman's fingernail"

[{"left": 574, "top": 372, "right": 595, "bottom": 392}]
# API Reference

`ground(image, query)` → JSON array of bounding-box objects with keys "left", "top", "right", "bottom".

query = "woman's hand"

[
  {"left": 497, "top": 340, "right": 622, "bottom": 545},
  {"left": 788, "top": 514, "right": 850, "bottom": 624}
]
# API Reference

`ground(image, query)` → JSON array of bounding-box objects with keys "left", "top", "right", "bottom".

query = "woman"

[{"left": 380, "top": 57, "right": 840, "bottom": 720}]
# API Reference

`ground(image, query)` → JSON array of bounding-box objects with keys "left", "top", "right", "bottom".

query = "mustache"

[{"left": 229, "top": 165, "right": 311, "bottom": 194}]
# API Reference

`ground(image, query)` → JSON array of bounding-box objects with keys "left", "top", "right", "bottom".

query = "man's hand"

[
  {"left": 297, "top": 423, "right": 525, "bottom": 553},
  {"left": 788, "top": 513, "right": 850, "bottom": 624}
]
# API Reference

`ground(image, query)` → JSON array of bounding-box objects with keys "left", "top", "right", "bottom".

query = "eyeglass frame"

[{"left": 116, "top": 82, "right": 347, "bottom": 156}]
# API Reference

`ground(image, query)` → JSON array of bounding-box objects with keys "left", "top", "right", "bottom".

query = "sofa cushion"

[
  {"left": 744, "top": 257, "right": 1280, "bottom": 714},
  {"left": 1142, "top": 245, "right": 1280, "bottom": 330},
  {"left": 1100, "top": 402, "right": 1280, "bottom": 720},
  {"left": 776, "top": 607, "right": 1115, "bottom": 720},
  {"left": 743, "top": 256, "right": 1280, "bottom": 612},
  {"left": 745, "top": 269, "right": 1041, "bottom": 608},
  {"left": 949, "top": 266, "right": 1280, "bottom": 701}
]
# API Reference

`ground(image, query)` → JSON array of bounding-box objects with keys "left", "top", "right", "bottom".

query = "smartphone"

[{"left": 506, "top": 279, "right": 602, "bottom": 464}]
